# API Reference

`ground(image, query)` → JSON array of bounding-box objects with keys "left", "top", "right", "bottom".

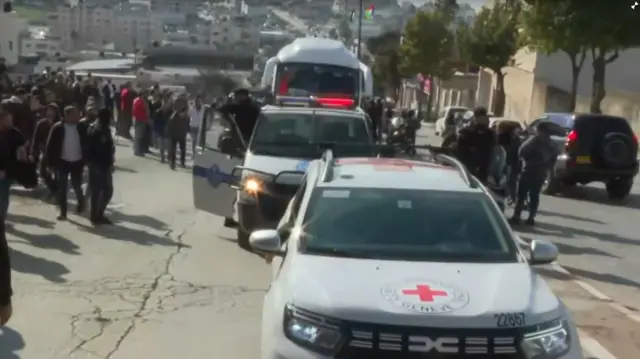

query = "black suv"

[{"left": 522, "top": 113, "right": 638, "bottom": 200}]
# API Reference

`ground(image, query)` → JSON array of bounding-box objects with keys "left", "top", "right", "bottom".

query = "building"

[
  {"left": 21, "top": 26, "right": 65, "bottom": 57},
  {"left": 0, "top": 8, "right": 27, "bottom": 66},
  {"left": 47, "top": 4, "right": 163, "bottom": 52},
  {"left": 478, "top": 48, "right": 640, "bottom": 129}
]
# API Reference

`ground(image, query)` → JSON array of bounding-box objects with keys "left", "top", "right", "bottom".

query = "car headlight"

[
  {"left": 521, "top": 319, "right": 571, "bottom": 359},
  {"left": 283, "top": 304, "right": 344, "bottom": 355},
  {"left": 239, "top": 170, "right": 273, "bottom": 195}
]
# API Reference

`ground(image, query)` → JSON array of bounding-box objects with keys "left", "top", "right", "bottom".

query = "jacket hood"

[{"left": 285, "top": 256, "right": 561, "bottom": 328}]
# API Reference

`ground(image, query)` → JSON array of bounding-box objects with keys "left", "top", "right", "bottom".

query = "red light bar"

[{"left": 316, "top": 97, "right": 355, "bottom": 107}]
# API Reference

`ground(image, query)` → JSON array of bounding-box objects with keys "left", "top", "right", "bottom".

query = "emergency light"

[{"left": 275, "top": 95, "right": 356, "bottom": 109}]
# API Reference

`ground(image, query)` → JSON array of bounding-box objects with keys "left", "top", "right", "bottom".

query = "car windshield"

[
  {"left": 249, "top": 113, "right": 370, "bottom": 157},
  {"left": 276, "top": 63, "right": 359, "bottom": 98},
  {"left": 299, "top": 188, "right": 518, "bottom": 262},
  {"left": 543, "top": 114, "right": 573, "bottom": 134}
]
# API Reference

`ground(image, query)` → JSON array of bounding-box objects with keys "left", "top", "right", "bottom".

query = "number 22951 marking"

[{"left": 494, "top": 312, "right": 526, "bottom": 328}]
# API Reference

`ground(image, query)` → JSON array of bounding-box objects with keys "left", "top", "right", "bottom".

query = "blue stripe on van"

[{"left": 192, "top": 164, "right": 238, "bottom": 188}]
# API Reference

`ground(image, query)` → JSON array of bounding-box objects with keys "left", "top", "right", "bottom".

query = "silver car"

[{"left": 252, "top": 151, "right": 583, "bottom": 359}]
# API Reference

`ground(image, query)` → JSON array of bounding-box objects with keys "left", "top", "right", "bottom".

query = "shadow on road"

[
  {"left": 9, "top": 247, "right": 69, "bottom": 282},
  {"left": 521, "top": 221, "right": 639, "bottom": 247},
  {"left": 6, "top": 227, "right": 80, "bottom": 255},
  {"left": 535, "top": 266, "right": 571, "bottom": 281},
  {"left": 67, "top": 218, "right": 188, "bottom": 248},
  {"left": 0, "top": 326, "right": 25, "bottom": 359},
  {"left": 6, "top": 214, "right": 55, "bottom": 229},
  {"left": 558, "top": 186, "right": 640, "bottom": 210},
  {"left": 114, "top": 165, "right": 137, "bottom": 173},
  {"left": 107, "top": 212, "right": 169, "bottom": 230},
  {"left": 536, "top": 209, "right": 606, "bottom": 225},
  {"left": 561, "top": 265, "right": 640, "bottom": 293}
]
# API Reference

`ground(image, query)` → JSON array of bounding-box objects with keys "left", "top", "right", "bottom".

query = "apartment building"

[
  {"left": 47, "top": 4, "right": 163, "bottom": 52},
  {"left": 21, "top": 26, "right": 65, "bottom": 57},
  {"left": 0, "top": 9, "right": 27, "bottom": 66}
]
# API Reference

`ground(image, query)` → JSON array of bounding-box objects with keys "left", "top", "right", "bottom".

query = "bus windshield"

[{"left": 275, "top": 63, "right": 359, "bottom": 98}]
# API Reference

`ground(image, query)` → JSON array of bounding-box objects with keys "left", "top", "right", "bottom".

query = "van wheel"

[
  {"left": 237, "top": 228, "right": 252, "bottom": 251},
  {"left": 606, "top": 177, "right": 633, "bottom": 200},
  {"left": 542, "top": 171, "right": 562, "bottom": 195}
]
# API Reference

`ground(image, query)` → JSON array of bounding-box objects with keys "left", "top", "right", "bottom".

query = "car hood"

[
  {"left": 243, "top": 153, "right": 312, "bottom": 175},
  {"left": 285, "top": 256, "right": 561, "bottom": 327}
]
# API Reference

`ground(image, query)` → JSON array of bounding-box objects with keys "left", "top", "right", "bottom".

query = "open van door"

[{"left": 192, "top": 114, "right": 245, "bottom": 218}]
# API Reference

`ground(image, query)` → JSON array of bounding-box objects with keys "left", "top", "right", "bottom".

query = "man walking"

[
  {"left": 30, "top": 103, "right": 60, "bottom": 199},
  {"left": 153, "top": 97, "right": 172, "bottom": 163},
  {"left": 166, "top": 98, "right": 190, "bottom": 170},
  {"left": 188, "top": 95, "right": 206, "bottom": 158},
  {"left": 86, "top": 109, "right": 114, "bottom": 225},
  {"left": 132, "top": 90, "right": 150, "bottom": 157},
  {"left": 44, "top": 105, "right": 87, "bottom": 221}
]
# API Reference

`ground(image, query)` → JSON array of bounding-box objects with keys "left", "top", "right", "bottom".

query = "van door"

[{"left": 192, "top": 113, "right": 243, "bottom": 218}]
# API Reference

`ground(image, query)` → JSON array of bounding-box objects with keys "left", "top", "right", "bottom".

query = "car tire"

[
  {"left": 542, "top": 170, "right": 562, "bottom": 195},
  {"left": 237, "top": 228, "right": 252, "bottom": 251},
  {"left": 606, "top": 177, "right": 633, "bottom": 200}
]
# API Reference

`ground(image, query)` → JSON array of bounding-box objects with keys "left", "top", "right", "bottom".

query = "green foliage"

[
  {"left": 433, "top": 0, "right": 459, "bottom": 23},
  {"left": 456, "top": 1, "right": 520, "bottom": 73},
  {"left": 520, "top": 1, "right": 581, "bottom": 56},
  {"left": 196, "top": 71, "right": 239, "bottom": 96},
  {"left": 367, "top": 32, "right": 403, "bottom": 99},
  {"left": 399, "top": 10, "right": 455, "bottom": 80}
]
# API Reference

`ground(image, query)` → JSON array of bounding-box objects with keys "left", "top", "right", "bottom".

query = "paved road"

[
  {"left": 269, "top": 8, "right": 309, "bottom": 33},
  {"left": 0, "top": 132, "right": 635, "bottom": 358},
  {"left": 417, "top": 124, "right": 640, "bottom": 312}
]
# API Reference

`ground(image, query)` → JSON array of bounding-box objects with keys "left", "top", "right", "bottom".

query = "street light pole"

[{"left": 356, "top": 0, "right": 363, "bottom": 59}]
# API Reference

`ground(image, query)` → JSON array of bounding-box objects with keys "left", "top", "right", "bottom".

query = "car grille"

[
  {"left": 256, "top": 183, "right": 297, "bottom": 221},
  {"left": 339, "top": 321, "right": 525, "bottom": 359}
]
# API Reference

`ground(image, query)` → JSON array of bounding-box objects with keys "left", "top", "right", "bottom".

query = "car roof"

[
  {"left": 316, "top": 157, "right": 482, "bottom": 192},
  {"left": 261, "top": 105, "right": 366, "bottom": 117}
]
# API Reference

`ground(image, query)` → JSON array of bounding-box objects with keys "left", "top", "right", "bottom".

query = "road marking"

[
  {"left": 551, "top": 263, "right": 640, "bottom": 324},
  {"left": 580, "top": 330, "right": 618, "bottom": 359}
]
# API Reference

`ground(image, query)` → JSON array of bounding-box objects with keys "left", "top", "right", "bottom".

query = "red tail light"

[
  {"left": 316, "top": 97, "right": 355, "bottom": 108},
  {"left": 633, "top": 134, "right": 638, "bottom": 145},
  {"left": 565, "top": 130, "right": 577, "bottom": 151}
]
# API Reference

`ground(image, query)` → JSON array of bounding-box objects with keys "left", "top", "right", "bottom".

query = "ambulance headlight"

[
  {"left": 283, "top": 304, "right": 344, "bottom": 355},
  {"left": 243, "top": 177, "right": 263, "bottom": 194},
  {"left": 521, "top": 319, "right": 571, "bottom": 358}
]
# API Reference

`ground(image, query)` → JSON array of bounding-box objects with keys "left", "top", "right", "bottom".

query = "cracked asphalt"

[{"left": 0, "top": 139, "right": 270, "bottom": 359}]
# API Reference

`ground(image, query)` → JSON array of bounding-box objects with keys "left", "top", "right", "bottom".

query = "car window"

[
  {"left": 574, "top": 115, "right": 633, "bottom": 135},
  {"left": 299, "top": 188, "right": 518, "bottom": 263},
  {"left": 546, "top": 114, "right": 574, "bottom": 129},
  {"left": 249, "top": 113, "right": 370, "bottom": 157}
]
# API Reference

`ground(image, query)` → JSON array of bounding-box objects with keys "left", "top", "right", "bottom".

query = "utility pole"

[{"left": 356, "top": 0, "right": 363, "bottom": 59}]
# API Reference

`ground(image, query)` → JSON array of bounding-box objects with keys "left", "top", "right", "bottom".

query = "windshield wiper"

[{"left": 303, "top": 246, "right": 372, "bottom": 258}]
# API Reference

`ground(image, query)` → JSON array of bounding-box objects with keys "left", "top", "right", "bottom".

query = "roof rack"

[{"left": 320, "top": 148, "right": 335, "bottom": 182}]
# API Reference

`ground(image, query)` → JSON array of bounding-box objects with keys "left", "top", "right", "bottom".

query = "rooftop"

[{"left": 66, "top": 58, "right": 137, "bottom": 71}]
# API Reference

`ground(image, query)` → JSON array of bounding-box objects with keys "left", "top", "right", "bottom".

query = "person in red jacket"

[
  {"left": 132, "top": 90, "right": 149, "bottom": 156},
  {"left": 118, "top": 83, "right": 134, "bottom": 138}
]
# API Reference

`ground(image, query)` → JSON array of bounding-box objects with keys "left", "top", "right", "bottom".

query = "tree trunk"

[
  {"left": 590, "top": 50, "right": 606, "bottom": 114},
  {"left": 493, "top": 71, "right": 505, "bottom": 116},
  {"left": 567, "top": 49, "right": 586, "bottom": 112}
]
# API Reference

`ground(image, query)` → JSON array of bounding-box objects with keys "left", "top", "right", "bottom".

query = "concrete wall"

[{"left": 477, "top": 64, "right": 537, "bottom": 122}]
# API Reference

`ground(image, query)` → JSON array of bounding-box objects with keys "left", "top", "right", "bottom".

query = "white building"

[
  {"left": 0, "top": 10, "right": 27, "bottom": 66},
  {"left": 21, "top": 27, "right": 65, "bottom": 57},
  {"left": 47, "top": 4, "right": 163, "bottom": 52}
]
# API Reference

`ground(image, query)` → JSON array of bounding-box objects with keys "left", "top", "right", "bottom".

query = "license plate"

[{"left": 576, "top": 155, "right": 591, "bottom": 164}]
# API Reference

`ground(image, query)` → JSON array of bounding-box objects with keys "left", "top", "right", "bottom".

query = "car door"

[{"left": 192, "top": 114, "right": 244, "bottom": 218}]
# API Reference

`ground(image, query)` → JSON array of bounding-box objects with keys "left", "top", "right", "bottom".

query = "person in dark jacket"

[
  {"left": 510, "top": 121, "right": 559, "bottom": 225},
  {"left": 30, "top": 103, "right": 61, "bottom": 198},
  {"left": 217, "top": 89, "right": 261, "bottom": 144},
  {"left": 166, "top": 98, "right": 190, "bottom": 169},
  {"left": 153, "top": 98, "right": 172, "bottom": 163},
  {"left": 496, "top": 121, "right": 522, "bottom": 204},
  {"left": 1, "top": 87, "right": 35, "bottom": 144},
  {"left": 44, "top": 106, "right": 87, "bottom": 220},
  {"left": 0, "top": 110, "right": 29, "bottom": 223},
  {"left": 0, "top": 220, "right": 11, "bottom": 325},
  {"left": 455, "top": 107, "right": 496, "bottom": 183},
  {"left": 86, "top": 109, "right": 114, "bottom": 225}
]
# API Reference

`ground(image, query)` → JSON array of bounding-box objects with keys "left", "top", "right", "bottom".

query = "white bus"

[{"left": 260, "top": 37, "right": 373, "bottom": 100}]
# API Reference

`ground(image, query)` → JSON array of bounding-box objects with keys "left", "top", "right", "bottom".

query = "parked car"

[
  {"left": 434, "top": 106, "right": 469, "bottom": 136},
  {"left": 521, "top": 113, "right": 638, "bottom": 199}
]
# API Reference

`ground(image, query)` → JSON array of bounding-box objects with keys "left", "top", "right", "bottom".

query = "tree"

[
  {"left": 367, "top": 32, "right": 403, "bottom": 99},
  {"left": 456, "top": 0, "right": 520, "bottom": 116},
  {"left": 520, "top": 0, "right": 587, "bottom": 111},
  {"left": 400, "top": 11, "right": 455, "bottom": 81},
  {"left": 337, "top": 17, "right": 353, "bottom": 45},
  {"left": 196, "top": 70, "right": 239, "bottom": 96},
  {"left": 434, "top": 0, "right": 459, "bottom": 24}
]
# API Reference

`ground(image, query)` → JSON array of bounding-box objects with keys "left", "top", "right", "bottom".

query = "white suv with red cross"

[{"left": 250, "top": 151, "right": 583, "bottom": 359}]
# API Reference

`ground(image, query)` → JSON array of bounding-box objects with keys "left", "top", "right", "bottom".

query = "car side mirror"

[
  {"left": 249, "top": 229, "right": 285, "bottom": 256},
  {"left": 529, "top": 240, "right": 558, "bottom": 265}
]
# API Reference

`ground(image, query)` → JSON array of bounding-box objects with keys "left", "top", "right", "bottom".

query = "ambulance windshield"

[{"left": 275, "top": 63, "right": 359, "bottom": 98}]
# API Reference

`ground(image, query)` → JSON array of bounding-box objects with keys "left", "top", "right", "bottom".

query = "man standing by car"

[
  {"left": 455, "top": 107, "right": 495, "bottom": 183},
  {"left": 510, "top": 121, "right": 558, "bottom": 226},
  {"left": 217, "top": 89, "right": 261, "bottom": 145}
]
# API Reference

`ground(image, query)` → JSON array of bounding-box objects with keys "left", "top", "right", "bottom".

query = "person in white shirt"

[
  {"left": 188, "top": 95, "right": 206, "bottom": 158},
  {"left": 44, "top": 106, "right": 87, "bottom": 221}
]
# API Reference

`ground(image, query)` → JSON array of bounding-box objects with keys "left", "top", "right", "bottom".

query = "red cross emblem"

[{"left": 402, "top": 285, "right": 448, "bottom": 302}]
